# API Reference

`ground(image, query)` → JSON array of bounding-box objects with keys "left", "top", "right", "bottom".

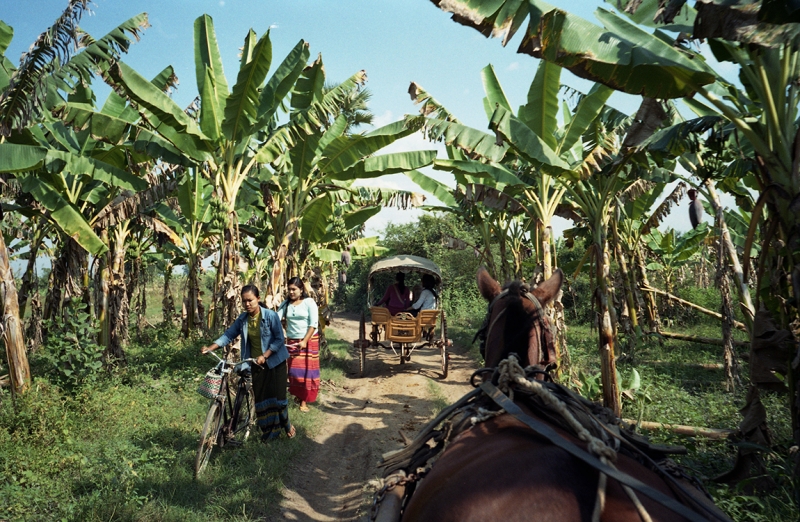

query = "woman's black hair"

[
  {"left": 421, "top": 274, "right": 438, "bottom": 299},
  {"left": 395, "top": 272, "right": 406, "bottom": 292},
  {"left": 287, "top": 277, "right": 309, "bottom": 299},
  {"left": 241, "top": 284, "right": 260, "bottom": 297}
]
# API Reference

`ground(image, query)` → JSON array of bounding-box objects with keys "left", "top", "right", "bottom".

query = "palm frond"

[
  {"left": 0, "top": 0, "right": 91, "bottom": 135},
  {"left": 620, "top": 179, "right": 654, "bottom": 202},
  {"left": 408, "top": 81, "right": 460, "bottom": 122},
  {"left": 92, "top": 176, "right": 178, "bottom": 229},
  {"left": 642, "top": 181, "right": 687, "bottom": 235}
]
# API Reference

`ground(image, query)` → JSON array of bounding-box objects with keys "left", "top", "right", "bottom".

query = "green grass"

[
  {"left": 0, "top": 325, "right": 315, "bottom": 522},
  {"left": 318, "top": 330, "right": 352, "bottom": 387},
  {"left": 425, "top": 379, "right": 450, "bottom": 419}
]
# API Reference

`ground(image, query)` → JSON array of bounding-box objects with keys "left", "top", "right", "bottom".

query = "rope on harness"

[
  {"left": 469, "top": 407, "right": 503, "bottom": 426},
  {"left": 494, "top": 357, "right": 653, "bottom": 522}
]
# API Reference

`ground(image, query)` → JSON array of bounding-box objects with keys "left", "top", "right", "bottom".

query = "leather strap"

[{"left": 481, "top": 382, "right": 726, "bottom": 522}]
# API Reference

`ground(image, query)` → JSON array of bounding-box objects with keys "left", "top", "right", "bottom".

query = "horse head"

[{"left": 475, "top": 267, "right": 563, "bottom": 369}]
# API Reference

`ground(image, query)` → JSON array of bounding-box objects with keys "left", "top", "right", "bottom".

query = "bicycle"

[{"left": 194, "top": 350, "right": 259, "bottom": 478}]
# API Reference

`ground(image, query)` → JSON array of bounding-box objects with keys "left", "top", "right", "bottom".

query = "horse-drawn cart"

[{"left": 354, "top": 255, "right": 451, "bottom": 378}]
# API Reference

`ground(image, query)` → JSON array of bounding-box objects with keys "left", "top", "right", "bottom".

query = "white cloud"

[
  {"left": 219, "top": 1, "right": 225, "bottom": 6},
  {"left": 507, "top": 62, "right": 520, "bottom": 71},
  {"left": 269, "top": 24, "right": 279, "bottom": 30},
  {"left": 371, "top": 110, "right": 394, "bottom": 128}
]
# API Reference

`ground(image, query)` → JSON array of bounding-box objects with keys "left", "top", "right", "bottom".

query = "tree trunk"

[
  {"left": 705, "top": 180, "right": 755, "bottom": 329},
  {"left": 24, "top": 291, "right": 42, "bottom": 351},
  {"left": 96, "top": 229, "right": 110, "bottom": 350},
  {"left": 183, "top": 253, "right": 205, "bottom": 337},
  {"left": 162, "top": 261, "right": 175, "bottom": 324},
  {"left": 635, "top": 246, "right": 661, "bottom": 333},
  {"left": 0, "top": 232, "right": 30, "bottom": 395},
  {"left": 18, "top": 225, "right": 44, "bottom": 318},
  {"left": 612, "top": 225, "right": 641, "bottom": 338},
  {"left": 269, "top": 217, "right": 298, "bottom": 306},
  {"left": 106, "top": 226, "right": 129, "bottom": 364},
  {"left": 596, "top": 232, "right": 621, "bottom": 416},
  {"left": 43, "top": 237, "right": 90, "bottom": 322},
  {"left": 715, "top": 222, "right": 740, "bottom": 392},
  {"left": 215, "top": 215, "right": 241, "bottom": 327}
]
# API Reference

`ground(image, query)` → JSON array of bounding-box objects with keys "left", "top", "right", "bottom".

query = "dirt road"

[{"left": 279, "top": 313, "right": 477, "bottom": 521}]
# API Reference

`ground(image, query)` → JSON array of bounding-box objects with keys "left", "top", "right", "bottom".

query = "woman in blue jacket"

[{"left": 201, "top": 285, "right": 295, "bottom": 440}]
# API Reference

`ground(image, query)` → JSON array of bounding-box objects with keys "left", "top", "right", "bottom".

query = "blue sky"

[{"left": 2, "top": 0, "right": 712, "bottom": 237}]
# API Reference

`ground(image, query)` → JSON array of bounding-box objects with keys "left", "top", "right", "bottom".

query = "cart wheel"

[
  {"left": 359, "top": 312, "right": 367, "bottom": 376},
  {"left": 440, "top": 310, "right": 449, "bottom": 379}
]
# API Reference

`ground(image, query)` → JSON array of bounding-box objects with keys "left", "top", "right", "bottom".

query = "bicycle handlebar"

[{"left": 203, "top": 351, "right": 264, "bottom": 372}]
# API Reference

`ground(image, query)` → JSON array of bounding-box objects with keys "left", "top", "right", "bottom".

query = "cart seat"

[
  {"left": 417, "top": 310, "right": 439, "bottom": 330},
  {"left": 370, "top": 306, "right": 392, "bottom": 326},
  {"left": 388, "top": 312, "right": 419, "bottom": 342}
]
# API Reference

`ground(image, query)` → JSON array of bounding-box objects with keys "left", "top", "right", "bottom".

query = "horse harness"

[{"left": 371, "top": 361, "right": 732, "bottom": 522}]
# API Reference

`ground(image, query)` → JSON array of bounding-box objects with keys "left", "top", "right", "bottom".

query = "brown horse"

[{"left": 378, "top": 268, "right": 730, "bottom": 522}]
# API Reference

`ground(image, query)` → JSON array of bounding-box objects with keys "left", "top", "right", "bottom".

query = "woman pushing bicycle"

[{"left": 201, "top": 285, "right": 296, "bottom": 440}]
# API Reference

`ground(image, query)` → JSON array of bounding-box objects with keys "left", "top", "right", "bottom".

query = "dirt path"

[{"left": 279, "top": 313, "right": 477, "bottom": 521}]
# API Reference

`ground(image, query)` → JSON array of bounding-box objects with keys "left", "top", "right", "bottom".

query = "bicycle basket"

[{"left": 198, "top": 367, "right": 223, "bottom": 399}]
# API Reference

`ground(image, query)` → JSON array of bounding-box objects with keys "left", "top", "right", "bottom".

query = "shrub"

[{"left": 37, "top": 299, "right": 104, "bottom": 389}]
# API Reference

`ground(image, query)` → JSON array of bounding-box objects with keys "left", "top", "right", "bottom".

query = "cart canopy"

[{"left": 368, "top": 255, "right": 442, "bottom": 284}]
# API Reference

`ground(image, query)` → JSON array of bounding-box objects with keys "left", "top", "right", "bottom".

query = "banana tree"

[
  {"left": 249, "top": 112, "right": 435, "bottom": 304},
  {"left": 152, "top": 168, "right": 219, "bottom": 337},
  {"left": 616, "top": 181, "right": 688, "bottom": 333},
  {"left": 431, "top": 0, "right": 800, "bottom": 481},
  {"left": 0, "top": 9, "right": 149, "bottom": 393},
  {"left": 409, "top": 65, "right": 613, "bottom": 367}
]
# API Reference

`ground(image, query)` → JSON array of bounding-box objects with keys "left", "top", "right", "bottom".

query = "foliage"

[
  {"left": 37, "top": 298, "right": 103, "bottom": 389},
  {"left": 0, "top": 324, "right": 315, "bottom": 522},
  {"left": 337, "top": 213, "right": 487, "bottom": 327}
]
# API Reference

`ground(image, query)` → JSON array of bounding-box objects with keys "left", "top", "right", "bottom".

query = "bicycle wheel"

[
  {"left": 195, "top": 401, "right": 222, "bottom": 478},
  {"left": 231, "top": 380, "right": 254, "bottom": 441}
]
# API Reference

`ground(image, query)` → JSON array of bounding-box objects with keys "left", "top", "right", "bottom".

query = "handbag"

[{"left": 198, "top": 367, "right": 223, "bottom": 399}]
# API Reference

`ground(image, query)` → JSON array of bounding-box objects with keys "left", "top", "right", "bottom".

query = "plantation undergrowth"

[{"left": 0, "top": 324, "right": 331, "bottom": 522}]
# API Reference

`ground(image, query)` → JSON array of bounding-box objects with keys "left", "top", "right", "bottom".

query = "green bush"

[{"left": 37, "top": 299, "right": 104, "bottom": 389}]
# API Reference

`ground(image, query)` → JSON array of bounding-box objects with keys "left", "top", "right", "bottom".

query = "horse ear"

[
  {"left": 476, "top": 267, "right": 501, "bottom": 302},
  {"left": 532, "top": 268, "right": 563, "bottom": 305}
]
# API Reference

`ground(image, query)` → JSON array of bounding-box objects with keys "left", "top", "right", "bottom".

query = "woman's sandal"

[
  {"left": 287, "top": 425, "right": 296, "bottom": 439},
  {"left": 299, "top": 404, "right": 310, "bottom": 412}
]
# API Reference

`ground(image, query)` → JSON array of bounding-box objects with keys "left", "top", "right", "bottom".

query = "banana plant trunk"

[
  {"left": 96, "top": 230, "right": 110, "bottom": 350},
  {"left": 635, "top": 246, "right": 661, "bottom": 333},
  {"left": 705, "top": 180, "right": 755, "bottom": 331},
  {"left": 213, "top": 216, "right": 240, "bottom": 328},
  {"left": 269, "top": 217, "right": 298, "bottom": 304},
  {"left": 0, "top": 232, "right": 30, "bottom": 395},
  {"left": 611, "top": 222, "right": 641, "bottom": 337},
  {"left": 539, "top": 222, "right": 566, "bottom": 369},
  {"left": 162, "top": 261, "right": 175, "bottom": 324},
  {"left": 595, "top": 231, "right": 621, "bottom": 416},
  {"left": 18, "top": 226, "right": 45, "bottom": 318},
  {"left": 106, "top": 227, "right": 129, "bottom": 364},
  {"left": 183, "top": 252, "right": 205, "bottom": 337},
  {"left": 43, "top": 237, "right": 91, "bottom": 321}
]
